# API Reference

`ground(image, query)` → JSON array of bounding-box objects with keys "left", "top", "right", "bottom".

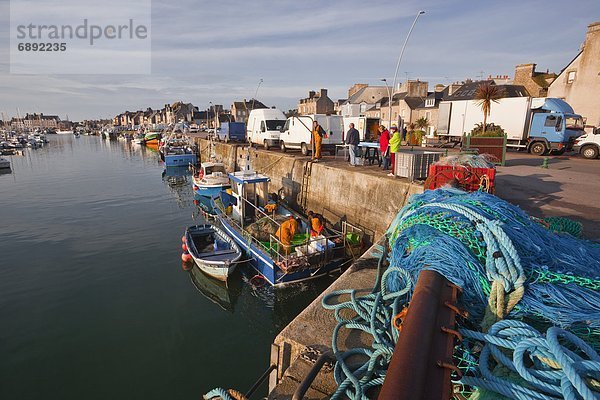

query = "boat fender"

[
  {"left": 181, "top": 253, "right": 193, "bottom": 263},
  {"left": 181, "top": 235, "right": 186, "bottom": 243},
  {"left": 182, "top": 243, "right": 188, "bottom": 252}
]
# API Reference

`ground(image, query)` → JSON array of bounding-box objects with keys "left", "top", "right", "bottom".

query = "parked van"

[
  {"left": 247, "top": 108, "right": 287, "bottom": 149},
  {"left": 217, "top": 122, "right": 246, "bottom": 143},
  {"left": 280, "top": 115, "right": 344, "bottom": 155}
]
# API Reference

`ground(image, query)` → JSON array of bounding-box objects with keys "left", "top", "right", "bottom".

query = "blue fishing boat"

[
  {"left": 192, "top": 162, "right": 231, "bottom": 198},
  {"left": 215, "top": 158, "right": 359, "bottom": 286}
]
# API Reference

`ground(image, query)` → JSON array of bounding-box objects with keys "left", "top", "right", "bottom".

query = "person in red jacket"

[{"left": 378, "top": 125, "right": 391, "bottom": 170}]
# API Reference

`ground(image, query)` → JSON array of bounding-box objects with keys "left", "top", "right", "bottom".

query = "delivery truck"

[
  {"left": 437, "top": 97, "right": 585, "bottom": 155},
  {"left": 217, "top": 122, "right": 246, "bottom": 143},
  {"left": 280, "top": 115, "right": 344, "bottom": 155}
]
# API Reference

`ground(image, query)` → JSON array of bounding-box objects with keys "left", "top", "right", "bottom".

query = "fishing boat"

[
  {"left": 192, "top": 162, "right": 230, "bottom": 198},
  {"left": 159, "top": 134, "right": 197, "bottom": 167},
  {"left": 184, "top": 224, "right": 243, "bottom": 281},
  {"left": 0, "top": 157, "right": 11, "bottom": 169},
  {"left": 143, "top": 132, "right": 161, "bottom": 145},
  {"left": 56, "top": 129, "right": 74, "bottom": 135},
  {"left": 215, "top": 152, "right": 361, "bottom": 286}
]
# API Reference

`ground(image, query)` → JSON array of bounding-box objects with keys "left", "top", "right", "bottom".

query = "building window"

[
  {"left": 567, "top": 71, "right": 576, "bottom": 84},
  {"left": 426, "top": 99, "right": 434, "bottom": 107},
  {"left": 425, "top": 111, "right": 431, "bottom": 120}
]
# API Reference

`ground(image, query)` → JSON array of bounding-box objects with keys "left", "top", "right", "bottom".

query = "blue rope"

[
  {"left": 321, "top": 189, "right": 600, "bottom": 399},
  {"left": 460, "top": 320, "right": 600, "bottom": 400},
  {"left": 203, "top": 388, "right": 234, "bottom": 400}
]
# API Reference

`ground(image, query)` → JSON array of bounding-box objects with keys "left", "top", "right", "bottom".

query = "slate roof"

[
  {"left": 345, "top": 86, "right": 389, "bottom": 104},
  {"left": 446, "top": 81, "right": 529, "bottom": 101}
]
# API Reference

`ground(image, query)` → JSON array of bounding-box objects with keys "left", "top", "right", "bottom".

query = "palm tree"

[
  {"left": 415, "top": 117, "right": 429, "bottom": 133},
  {"left": 474, "top": 82, "right": 504, "bottom": 135}
]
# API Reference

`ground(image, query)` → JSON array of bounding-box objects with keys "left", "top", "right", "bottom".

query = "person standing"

[
  {"left": 346, "top": 123, "right": 360, "bottom": 166},
  {"left": 276, "top": 216, "right": 301, "bottom": 254},
  {"left": 378, "top": 125, "right": 391, "bottom": 170},
  {"left": 388, "top": 125, "right": 401, "bottom": 176},
  {"left": 312, "top": 120, "right": 325, "bottom": 161}
]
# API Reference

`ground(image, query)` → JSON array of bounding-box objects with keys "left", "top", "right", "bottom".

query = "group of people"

[
  {"left": 275, "top": 210, "right": 324, "bottom": 254},
  {"left": 377, "top": 125, "right": 403, "bottom": 176},
  {"left": 311, "top": 119, "right": 405, "bottom": 176}
]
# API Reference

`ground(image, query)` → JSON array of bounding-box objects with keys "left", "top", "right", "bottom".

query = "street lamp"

[
  {"left": 381, "top": 78, "right": 392, "bottom": 130},
  {"left": 391, "top": 10, "right": 425, "bottom": 127},
  {"left": 250, "top": 78, "right": 264, "bottom": 112}
]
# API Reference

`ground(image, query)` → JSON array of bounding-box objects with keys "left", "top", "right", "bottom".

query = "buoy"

[
  {"left": 182, "top": 243, "right": 188, "bottom": 252},
  {"left": 181, "top": 235, "right": 186, "bottom": 243},
  {"left": 193, "top": 200, "right": 199, "bottom": 206},
  {"left": 181, "top": 253, "right": 193, "bottom": 263},
  {"left": 181, "top": 261, "right": 193, "bottom": 271}
]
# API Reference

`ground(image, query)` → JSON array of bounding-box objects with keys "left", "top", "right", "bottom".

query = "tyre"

[
  {"left": 301, "top": 142, "right": 309, "bottom": 156},
  {"left": 264, "top": 140, "right": 270, "bottom": 150},
  {"left": 530, "top": 141, "right": 547, "bottom": 156},
  {"left": 581, "top": 145, "right": 599, "bottom": 159},
  {"left": 280, "top": 141, "right": 287, "bottom": 152}
]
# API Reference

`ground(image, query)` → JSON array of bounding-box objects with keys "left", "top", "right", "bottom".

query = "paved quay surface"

[{"left": 497, "top": 150, "right": 600, "bottom": 239}]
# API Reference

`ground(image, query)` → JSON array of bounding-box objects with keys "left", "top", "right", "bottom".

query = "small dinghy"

[{"left": 184, "top": 224, "right": 242, "bottom": 281}]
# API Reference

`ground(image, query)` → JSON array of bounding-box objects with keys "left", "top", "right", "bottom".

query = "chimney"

[
  {"left": 308, "top": 91, "right": 315, "bottom": 98},
  {"left": 320, "top": 88, "right": 328, "bottom": 97}
]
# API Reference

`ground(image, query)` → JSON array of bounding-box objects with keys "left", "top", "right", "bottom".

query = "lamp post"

[
  {"left": 391, "top": 10, "right": 425, "bottom": 128},
  {"left": 250, "top": 78, "right": 263, "bottom": 112},
  {"left": 381, "top": 78, "right": 392, "bottom": 130}
]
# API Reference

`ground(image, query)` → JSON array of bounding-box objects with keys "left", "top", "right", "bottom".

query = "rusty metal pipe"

[{"left": 378, "top": 270, "right": 459, "bottom": 400}]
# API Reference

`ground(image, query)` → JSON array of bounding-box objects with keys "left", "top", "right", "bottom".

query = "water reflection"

[{"left": 189, "top": 266, "right": 242, "bottom": 313}]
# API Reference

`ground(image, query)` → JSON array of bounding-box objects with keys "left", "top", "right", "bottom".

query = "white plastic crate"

[{"left": 394, "top": 150, "right": 443, "bottom": 181}]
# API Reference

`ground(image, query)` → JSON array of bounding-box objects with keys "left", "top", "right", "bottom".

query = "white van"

[
  {"left": 280, "top": 115, "right": 344, "bottom": 155},
  {"left": 247, "top": 108, "right": 287, "bottom": 149}
]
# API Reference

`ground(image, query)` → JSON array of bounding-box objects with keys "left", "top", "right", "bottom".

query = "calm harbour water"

[{"left": 0, "top": 135, "right": 332, "bottom": 399}]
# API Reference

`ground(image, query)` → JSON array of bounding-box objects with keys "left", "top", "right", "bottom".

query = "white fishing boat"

[{"left": 183, "top": 224, "right": 243, "bottom": 281}]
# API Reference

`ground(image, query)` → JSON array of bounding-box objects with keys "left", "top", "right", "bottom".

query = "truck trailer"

[{"left": 437, "top": 97, "right": 585, "bottom": 155}]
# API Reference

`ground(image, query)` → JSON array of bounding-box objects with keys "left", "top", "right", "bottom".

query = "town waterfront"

[{"left": 0, "top": 135, "right": 332, "bottom": 399}]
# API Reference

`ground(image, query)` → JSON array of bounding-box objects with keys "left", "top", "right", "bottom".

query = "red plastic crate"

[{"left": 426, "top": 164, "right": 496, "bottom": 193}]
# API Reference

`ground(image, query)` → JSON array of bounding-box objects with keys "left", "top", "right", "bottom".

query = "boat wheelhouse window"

[
  {"left": 266, "top": 120, "right": 285, "bottom": 131},
  {"left": 205, "top": 165, "right": 226, "bottom": 174},
  {"left": 566, "top": 116, "right": 584, "bottom": 130}
]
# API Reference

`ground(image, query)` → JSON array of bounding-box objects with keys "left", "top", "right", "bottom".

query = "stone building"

[
  {"left": 298, "top": 89, "right": 334, "bottom": 115},
  {"left": 339, "top": 85, "right": 388, "bottom": 117},
  {"left": 548, "top": 21, "right": 600, "bottom": 128},
  {"left": 231, "top": 99, "right": 267, "bottom": 123},
  {"left": 513, "top": 63, "right": 556, "bottom": 97}
]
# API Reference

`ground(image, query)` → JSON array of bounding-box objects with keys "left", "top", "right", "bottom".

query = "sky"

[{"left": 0, "top": 0, "right": 598, "bottom": 121}]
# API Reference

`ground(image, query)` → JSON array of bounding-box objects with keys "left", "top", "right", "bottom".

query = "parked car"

[{"left": 573, "top": 127, "right": 600, "bottom": 159}]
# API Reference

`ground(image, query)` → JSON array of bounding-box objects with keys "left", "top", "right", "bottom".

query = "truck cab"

[{"left": 527, "top": 99, "right": 585, "bottom": 155}]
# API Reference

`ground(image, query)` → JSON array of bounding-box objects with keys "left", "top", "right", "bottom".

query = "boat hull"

[
  {"left": 218, "top": 215, "right": 343, "bottom": 287},
  {"left": 193, "top": 184, "right": 230, "bottom": 198},
  {"left": 185, "top": 224, "right": 242, "bottom": 282},
  {"left": 164, "top": 153, "right": 197, "bottom": 167}
]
